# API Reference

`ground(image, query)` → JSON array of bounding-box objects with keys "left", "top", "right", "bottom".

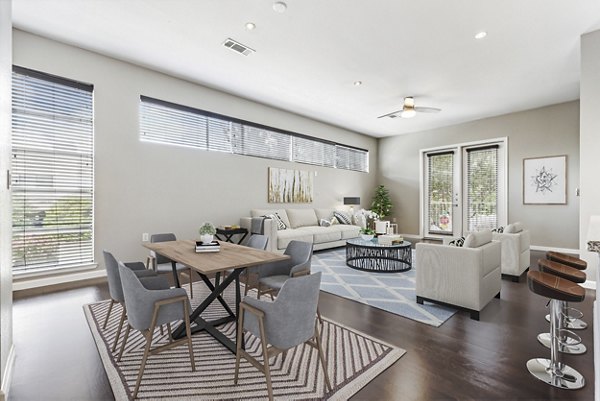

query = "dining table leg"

[{"left": 171, "top": 261, "right": 181, "bottom": 288}]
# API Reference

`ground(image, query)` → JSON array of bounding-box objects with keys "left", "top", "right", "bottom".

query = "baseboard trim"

[
  {"left": 12, "top": 269, "right": 107, "bottom": 291},
  {"left": 0, "top": 344, "right": 16, "bottom": 401},
  {"left": 530, "top": 245, "right": 579, "bottom": 254}
]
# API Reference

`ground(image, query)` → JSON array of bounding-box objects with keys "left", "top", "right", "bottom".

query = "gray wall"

[
  {"left": 0, "top": 0, "right": 12, "bottom": 395},
  {"left": 12, "top": 29, "right": 378, "bottom": 279},
  {"left": 378, "top": 101, "right": 580, "bottom": 249}
]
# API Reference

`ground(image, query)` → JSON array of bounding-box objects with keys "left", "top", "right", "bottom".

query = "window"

[
  {"left": 12, "top": 66, "right": 94, "bottom": 274},
  {"left": 139, "top": 96, "right": 368, "bottom": 172}
]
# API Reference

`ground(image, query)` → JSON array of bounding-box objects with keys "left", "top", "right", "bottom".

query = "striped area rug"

[{"left": 84, "top": 281, "right": 405, "bottom": 400}]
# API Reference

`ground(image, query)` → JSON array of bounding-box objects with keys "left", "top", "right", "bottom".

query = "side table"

[{"left": 215, "top": 227, "right": 248, "bottom": 244}]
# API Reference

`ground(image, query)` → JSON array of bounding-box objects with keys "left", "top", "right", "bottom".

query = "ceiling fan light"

[{"left": 401, "top": 109, "right": 416, "bottom": 118}]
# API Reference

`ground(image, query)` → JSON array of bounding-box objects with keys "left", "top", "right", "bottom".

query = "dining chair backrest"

[
  {"left": 103, "top": 250, "right": 125, "bottom": 303},
  {"left": 150, "top": 233, "right": 177, "bottom": 265},
  {"left": 284, "top": 240, "right": 313, "bottom": 276},
  {"left": 247, "top": 234, "right": 269, "bottom": 250}
]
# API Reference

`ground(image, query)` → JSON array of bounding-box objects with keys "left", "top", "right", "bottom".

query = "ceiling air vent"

[{"left": 223, "top": 38, "right": 255, "bottom": 56}]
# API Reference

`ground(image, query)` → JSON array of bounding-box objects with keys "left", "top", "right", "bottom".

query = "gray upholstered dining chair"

[
  {"left": 117, "top": 262, "right": 195, "bottom": 399},
  {"left": 241, "top": 234, "right": 269, "bottom": 296},
  {"left": 146, "top": 233, "right": 194, "bottom": 297},
  {"left": 256, "top": 240, "right": 313, "bottom": 299},
  {"left": 103, "top": 250, "right": 165, "bottom": 351},
  {"left": 234, "top": 272, "right": 331, "bottom": 400}
]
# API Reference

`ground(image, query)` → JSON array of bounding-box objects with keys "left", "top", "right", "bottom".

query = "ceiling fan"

[{"left": 377, "top": 97, "right": 441, "bottom": 119}]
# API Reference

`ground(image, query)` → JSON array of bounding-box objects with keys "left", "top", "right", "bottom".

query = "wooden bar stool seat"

[
  {"left": 526, "top": 271, "right": 585, "bottom": 390},
  {"left": 537, "top": 260, "right": 587, "bottom": 354},
  {"left": 546, "top": 251, "right": 587, "bottom": 270}
]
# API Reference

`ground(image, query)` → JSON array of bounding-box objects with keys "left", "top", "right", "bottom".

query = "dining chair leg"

[
  {"left": 184, "top": 301, "right": 196, "bottom": 371},
  {"left": 243, "top": 274, "right": 250, "bottom": 297},
  {"left": 188, "top": 268, "right": 194, "bottom": 298},
  {"left": 317, "top": 307, "right": 324, "bottom": 326},
  {"left": 314, "top": 324, "right": 332, "bottom": 391},
  {"left": 103, "top": 299, "right": 115, "bottom": 329},
  {"left": 133, "top": 329, "right": 153, "bottom": 399},
  {"left": 160, "top": 325, "right": 164, "bottom": 335},
  {"left": 112, "top": 305, "right": 127, "bottom": 352},
  {"left": 258, "top": 316, "right": 274, "bottom": 401},
  {"left": 234, "top": 307, "right": 246, "bottom": 384},
  {"left": 166, "top": 323, "right": 172, "bottom": 342},
  {"left": 117, "top": 324, "right": 132, "bottom": 362}
]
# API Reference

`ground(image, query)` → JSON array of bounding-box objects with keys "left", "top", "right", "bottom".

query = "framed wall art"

[
  {"left": 268, "top": 167, "right": 313, "bottom": 203},
  {"left": 523, "top": 155, "right": 567, "bottom": 205}
]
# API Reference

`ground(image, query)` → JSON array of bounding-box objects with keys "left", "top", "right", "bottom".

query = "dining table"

[{"left": 142, "top": 239, "right": 289, "bottom": 353}]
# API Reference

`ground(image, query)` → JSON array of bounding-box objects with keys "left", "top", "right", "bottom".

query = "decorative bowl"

[{"left": 360, "top": 234, "right": 374, "bottom": 241}]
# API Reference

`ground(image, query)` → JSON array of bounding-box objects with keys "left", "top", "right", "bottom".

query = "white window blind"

[
  {"left": 139, "top": 96, "right": 369, "bottom": 172},
  {"left": 466, "top": 145, "right": 498, "bottom": 232},
  {"left": 427, "top": 151, "right": 454, "bottom": 235},
  {"left": 12, "top": 66, "right": 94, "bottom": 274}
]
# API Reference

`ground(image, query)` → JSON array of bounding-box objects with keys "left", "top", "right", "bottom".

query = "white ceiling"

[{"left": 11, "top": 0, "right": 600, "bottom": 138}]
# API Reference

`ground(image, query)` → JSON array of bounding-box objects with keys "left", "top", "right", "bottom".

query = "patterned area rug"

[
  {"left": 84, "top": 281, "right": 405, "bottom": 400},
  {"left": 312, "top": 248, "right": 457, "bottom": 327}
]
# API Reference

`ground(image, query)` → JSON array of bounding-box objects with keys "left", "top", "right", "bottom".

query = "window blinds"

[
  {"left": 12, "top": 66, "right": 94, "bottom": 273},
  {"left": 466, "top": 145, "right": 498, "bottom": 232},
  {"left": 139, "top": 96, "right": 368, "bottom": 172},
  {"left": 427, "top": 151, "right": 454, "bottom": 234}
]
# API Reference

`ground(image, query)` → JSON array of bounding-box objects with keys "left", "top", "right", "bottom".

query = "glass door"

[{"left": 424, "top": 150, "right": 461, "bottom": 237}]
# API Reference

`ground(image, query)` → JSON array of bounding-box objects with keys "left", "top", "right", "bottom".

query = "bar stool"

[
  {"left": 537, "top": 259, "right": 586, "bottom": 355},
  {"left": 527, "top": 270, "right": 585, "bottom": 389},
  {"left": 545, "top": 251, "right": 587, "bottom": 330}
]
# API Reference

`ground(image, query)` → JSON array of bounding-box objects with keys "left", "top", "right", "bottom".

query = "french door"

[{"left": 422, "top": 139, "right": 506, "bottom": 238}]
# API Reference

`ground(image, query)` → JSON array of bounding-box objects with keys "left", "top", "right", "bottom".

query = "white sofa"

[
  {"left": 492, "top": 222, "right": 531, "bottom": 282},
  {"left": 240, "top": 208, "right": 361, "bottom": 253},
  {"left": 416, "top": 230, "right": 501, "bottom": 320}
]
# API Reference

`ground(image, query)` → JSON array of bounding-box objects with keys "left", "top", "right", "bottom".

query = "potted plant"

[
  {"left": 359, "top": 227, "right": 375, "bottom": 241},
  {"left": 371, "top": 185, "right": 392, "bottom": 219},
  {"left": 199, "top": 222, "right": 217, "bottom": 244}
]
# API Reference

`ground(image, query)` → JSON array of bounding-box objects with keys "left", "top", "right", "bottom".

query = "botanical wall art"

[
  {"left": 268, "top": 167, "right": 313, "bottom": 203},
  {"left": 523, "top": 155, "right": 567, "bottom": 205}
]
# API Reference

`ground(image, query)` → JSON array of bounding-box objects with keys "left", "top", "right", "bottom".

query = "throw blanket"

[{"left": 251, "top": 216, "right": 269, "bottom": 235}]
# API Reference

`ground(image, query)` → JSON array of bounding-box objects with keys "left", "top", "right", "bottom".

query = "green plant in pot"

[
  {"left": 371, "top": 185, "right": 392, "bottom": 219},
  {"left": 360, "top": 227, "right": 375, "bottom": 241},
  {"left": 199, "top": 222, "right": 217, "bottom": 244}
]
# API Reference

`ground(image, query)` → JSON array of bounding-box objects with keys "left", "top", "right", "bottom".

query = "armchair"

[
  {"left": 416, "top": 230, "right": 501, "bottom": 320},
  {"left": 234, "top": 272, "right": 331, "bottom": 400},
  {"left": 492, "top": 222, "right": 531, "bottom": 282},
  {"left": 118, "top": 262, "right": 195, "bottom": 399}
]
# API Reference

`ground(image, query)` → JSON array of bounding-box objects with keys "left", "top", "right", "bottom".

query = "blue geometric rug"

[{"left": 312, "top": 247, "right": 457, "bottom": 327}]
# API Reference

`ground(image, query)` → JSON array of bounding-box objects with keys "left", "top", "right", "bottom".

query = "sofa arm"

[{"left": 239, "top": 216, "right": 278, "bottom": 252}]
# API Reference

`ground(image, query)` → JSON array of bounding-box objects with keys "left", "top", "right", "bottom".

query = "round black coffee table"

[{"left": 346, "top": 238, "right": 412, "bottom": 272}]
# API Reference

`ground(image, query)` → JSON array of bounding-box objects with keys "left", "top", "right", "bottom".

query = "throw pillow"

[
  {"left": 448, "top": 236, "right": 465, "bottom": 247},
  {"left": 320, "top": 218, "right": 332, "bottom": 227},
  {"left": 492, "top": 226, "right": 504, "bottom": 233},
  {"left": 333, "top": 211, "right": 352, "bottom": 225},
  {"left": 263, "top": 213, "right": 287, "bottom": 230},
  {"left": 330, "top": 217, "right": 339, "bottom": 225}
]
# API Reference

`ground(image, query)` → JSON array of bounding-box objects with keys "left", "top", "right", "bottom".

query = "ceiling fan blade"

[
  {"left": 415, "top": 106, "right": 441, "bottom": 113},
  {"left": 377, "top": 109, "right": 403, "bottom": 119}
]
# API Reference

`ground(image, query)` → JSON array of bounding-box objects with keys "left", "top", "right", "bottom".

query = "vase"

[
  {"left": 200, "top": 234, "right": 214, "bottom": 244},
  {"left": 360, "top": 234, "right": 374, "bottom": 241}
]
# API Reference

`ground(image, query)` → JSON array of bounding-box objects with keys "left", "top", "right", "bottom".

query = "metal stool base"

[
  {"left": 527, "top": 358, "right": 585, "bottom": 390},
  {"left": 545, "top": 314, "right": 588, "bottom": 329},
  {"left": 537, "top": 333, "right": 586, "bottom": 355}
]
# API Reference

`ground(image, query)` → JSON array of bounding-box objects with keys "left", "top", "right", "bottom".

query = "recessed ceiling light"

[
  {"left": 475, "top": 31, "right": 487, "bottom": 39},
  {"left": 353, "top": 81, "right": 362, "bottom": 86},
  {"left": 245, "top": 22, "right": 256, "bottom": 30},
  {"left": 273, "top": 1, "right": 287, "bottom": 13}
]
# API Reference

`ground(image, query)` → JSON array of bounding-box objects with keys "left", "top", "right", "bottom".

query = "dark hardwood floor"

[{"left": 10, "top": 250, "right": 595, "bottom": 400}]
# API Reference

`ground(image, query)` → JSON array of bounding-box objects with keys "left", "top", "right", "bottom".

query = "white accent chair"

[
  {"left": 492, "top": 222, "right": 531, "bottom": 282},
  {"left": 416, "top": 230, "right": 501, "bottom": 320}
]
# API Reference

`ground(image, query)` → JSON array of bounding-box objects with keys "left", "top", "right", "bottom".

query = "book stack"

[
  {"left": 195, "top": 240, "right": 220, "bottom": 253},
  {"left": 377, "top": 234, "right": 404, "bottom": 246}
]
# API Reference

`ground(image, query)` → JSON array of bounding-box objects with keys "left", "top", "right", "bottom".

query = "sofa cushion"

[
  {"left": 286, "top": 209, "right": 319, "bottom": 228},
  {"left": 333, "top": 210, "right": 352, "bottom": 225},
  {"left": 353, "top": 213, "right": 367, "bottom": 229},
  {"left": 314, "top": 208, "right": 334, "bottom": 221},
  {"left": 297, "top": 226, "right": 342, "bottom": 244},
  {"left": 276, "top": 229, "right": 314, "bottom": 250},
  {"left": 336, "top": 224, "right": 361, "bottom": 239},
  {"left": 319, "top": 219, "right": 331, "bottom": 227},
  {"left": 505, "top": 222, "right": 523, "bottom": 233},
  {"left": 251, "top": 209, "right": 291, "bottom": 229},
  {"left": 464, "top": 230, "right": 493, "bottom": 248}
]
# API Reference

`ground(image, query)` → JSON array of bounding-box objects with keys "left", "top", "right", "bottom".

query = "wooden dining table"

[{"left": 142, "top": 239, "right": 288, "bottom": 353}]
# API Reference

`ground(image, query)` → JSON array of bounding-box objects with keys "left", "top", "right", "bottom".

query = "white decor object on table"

[
  {"left": 198, "top": 222, "right": 216, "bottom": 244},
  {"left": 375, "top": 221, "right": 389, "bottom": 234}
]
